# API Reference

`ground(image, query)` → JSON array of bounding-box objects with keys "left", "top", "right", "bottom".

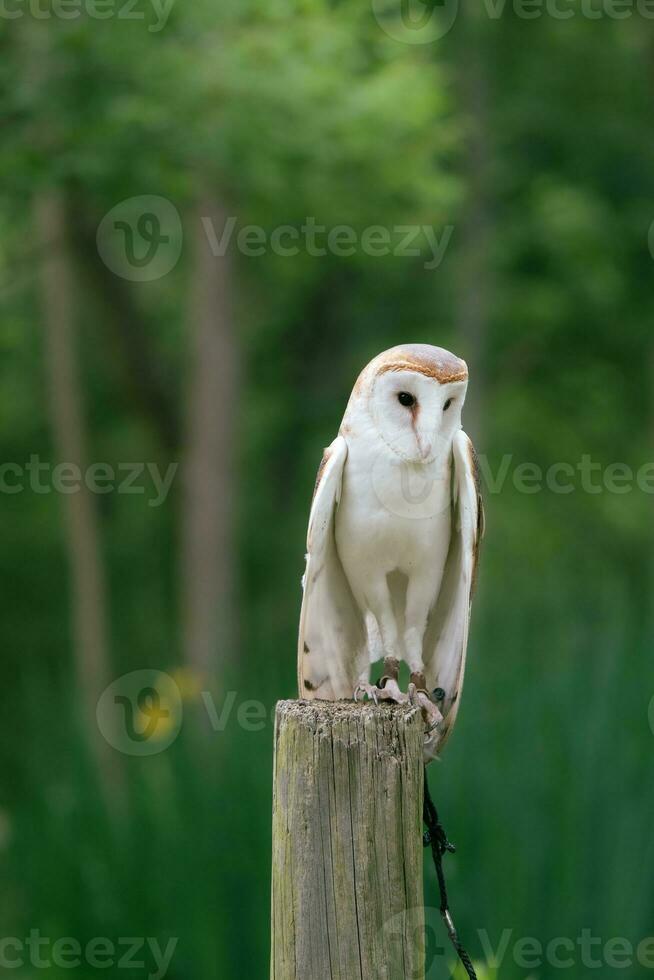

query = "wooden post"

[{"left": 271, "top": 700, "right": 425, "bottom": 980}]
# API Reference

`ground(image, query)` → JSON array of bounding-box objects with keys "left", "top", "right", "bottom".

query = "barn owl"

[{"left": 298, "top": 344, "right": 484, "bottom": 758}]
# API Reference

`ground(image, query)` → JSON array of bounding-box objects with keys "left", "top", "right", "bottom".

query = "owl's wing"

[
  {"left": 423, "top": 428, "right": 484, "bottom": 750},
  {"left": 298, "top": 436, "right": 365, "bottom": 700}
]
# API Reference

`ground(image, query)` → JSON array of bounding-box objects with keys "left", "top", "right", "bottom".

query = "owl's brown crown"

[{"left": 360, "top": 344, "right": 468, "bottom": 391}]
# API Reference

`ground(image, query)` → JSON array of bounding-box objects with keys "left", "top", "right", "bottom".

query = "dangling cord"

[{"left": 423, "top": 768, "right": 478, "bottom": 980}]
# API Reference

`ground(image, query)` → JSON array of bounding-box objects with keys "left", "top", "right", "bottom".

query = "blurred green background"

[{"left": 1, "top": 1, "right": 653, "bottom": 977}]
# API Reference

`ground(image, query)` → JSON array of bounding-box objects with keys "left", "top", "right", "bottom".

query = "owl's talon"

[{"left": 353, "top": 683, "right": 381, "bottom": 705}]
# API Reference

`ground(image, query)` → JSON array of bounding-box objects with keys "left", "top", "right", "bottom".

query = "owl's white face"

[{"left": 369, "top": 369, "right": 467, "bottom": 464}]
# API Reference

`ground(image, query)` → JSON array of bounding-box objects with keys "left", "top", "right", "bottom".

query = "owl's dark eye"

[
  {"left": 397, "top": 391, "right": 415, "bottom": 408},
  {"left": 443, "top": 398, "right": 453, "bottom": 411}
]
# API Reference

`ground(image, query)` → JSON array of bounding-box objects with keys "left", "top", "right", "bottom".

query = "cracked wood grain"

[{"left": 271, "top": 700, "right": 425, "bottom": 980}]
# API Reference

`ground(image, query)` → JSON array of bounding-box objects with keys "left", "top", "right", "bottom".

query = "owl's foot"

[
  {"left": 408, "top": 673, "right": 443, "bottom": 735},
  {"left": 378, "top": 678, "right": 411, "bottom": 704},
  {"left": 413, "top": 690, "right": 443, "bottom": 734},
  {"left": 374, "top": 656, "right": 411, "bottom": 704},
  {"left": 354, "top": 674, "right": 412, "bottom": 707},
  {"left": 353, "top": 682, "right": 381, "bottom": 705}
]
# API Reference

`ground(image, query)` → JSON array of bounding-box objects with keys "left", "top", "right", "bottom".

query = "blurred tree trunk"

[
  {"left": 35, "top": 189, "right": 123, "bottom": 813},
  {"left": 181, "top": 200, "right": 238, "bottom": 681},
  {"left": 649, "top": 342, "right": 654, "bottom": 642},
  {"left": 72, "top": 214, "right": 180, "bottom": 454},
  {"left": 642, "top": 40, "right": 654, "bottom": 644},
  {"left": 454, "top": 3, "right": 494, "bottom": 444}
]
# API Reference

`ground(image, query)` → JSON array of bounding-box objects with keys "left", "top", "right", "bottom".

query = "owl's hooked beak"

[{"left": 415, "top": 431, "right": 432, "bottom": 461}]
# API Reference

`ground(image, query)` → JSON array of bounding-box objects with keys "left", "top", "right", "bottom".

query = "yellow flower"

[{"left": 170, "top": 666, "right": 206, "bottom": 703}]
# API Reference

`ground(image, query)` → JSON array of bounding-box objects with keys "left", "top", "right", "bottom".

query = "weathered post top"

[{"left": 271, "top": 699, "right": 425, "bottom": 980}]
